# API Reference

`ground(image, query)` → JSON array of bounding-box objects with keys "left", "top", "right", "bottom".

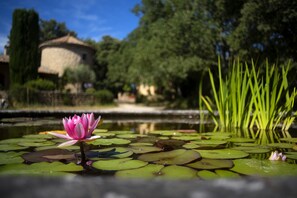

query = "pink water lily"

[
  {"left": 269, "top": 151, "right": 286, "bottom": 161},
  {"left": 49, "top": 113, "right": 101, "bottom": 147}
]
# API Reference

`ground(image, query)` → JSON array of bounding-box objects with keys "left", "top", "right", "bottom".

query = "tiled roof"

[
  {"left": 40, "top": 34, "right": 93, "bottom": 49},
  {"left": 0, "top": 55, "right": 9, "bottom": 63}
]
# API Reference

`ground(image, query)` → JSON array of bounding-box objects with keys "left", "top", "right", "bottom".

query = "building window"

[{"left": 82, "top": 53, "right": 87, "bottom": 61}]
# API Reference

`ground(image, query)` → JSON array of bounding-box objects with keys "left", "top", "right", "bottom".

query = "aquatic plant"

[
  {"left": 49, "top": 113, "right": 101, "bottom": 165},
  {"left": 269, "top": 151, "right": 286, "bottom": 161}
]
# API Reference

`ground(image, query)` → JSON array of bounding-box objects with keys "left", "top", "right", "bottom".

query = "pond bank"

[{"left": 0, "top": 176, "right": 296, "bottom": 198}]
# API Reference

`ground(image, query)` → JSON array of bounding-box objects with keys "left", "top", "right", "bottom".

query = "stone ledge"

[{"left": 0, "top": 176, "right": 296, "bottom": 198}]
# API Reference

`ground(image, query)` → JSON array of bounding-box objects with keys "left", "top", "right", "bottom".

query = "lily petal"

[
  {"left": 83, "top": 135, "right": 101, "bottom": 142},
  {"left": 89, "top": 116, "right": 101, "bottom": 135},
  {"left": 74, "top": 122, "right": 86, "bottom": 139},
  {"left": 48, "top": 132, "right": 72, "bottom": 140},
  {"left": 58, "top": 140, "right": 78, "bottom": 147}
]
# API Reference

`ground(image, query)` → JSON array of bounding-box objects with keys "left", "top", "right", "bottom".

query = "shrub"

[
  {"left": 9, "top": 84, "right": 39, "bottom": 105},
  {"left": 94, "top": 89, "right": 114, "bottom": 104},
  {"left": 25, "top": 79, "right": 56, "bottom": 91}
]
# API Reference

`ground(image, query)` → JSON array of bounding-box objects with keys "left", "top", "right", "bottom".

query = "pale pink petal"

[
  {"left": 87, "top": 113, "right": 95, "bottom": 127},
  {"left": 83, "top": 135, "right": 101, "bottom": 142},
  {"left": 48, "top": 132, "right": 72, "bottom": 140},
  {"left": 81, "top": 114, "right": 89, "bottom": 133},
  {"left": 58, "top": 140, "right": 78, "bottom": 147},
  {"left": 74, "top": 122, "right": 86, "bottom": 139},
  {"left": 89, "top": 116, "right": 101, "bottom": 135}
]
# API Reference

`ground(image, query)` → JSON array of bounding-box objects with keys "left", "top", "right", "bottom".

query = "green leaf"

[
  {"left": 0, "top": 152, "right": 25, "bottom": 165},
  {"left": 158, "top": 165, "right": 197, "bottom": 180},
  {"left": 194, "top": 149, "right": 249, "bottom": 159},
  {"left": 267, "top": 143, "right": 294, "bottom": 149},
  {"left": 93, "top": 147, "right": 133, "bottom": 158},
  {"left": 0, "top": 144, "right": 29, "bottom": 151},
  {"left": 215, "top": 170, "right": 240, "bottom": 178},
  {"left": 92, "top": 158, "right": 148, "bottom": 171},
  {"left": 187, "top": 159, "right": 234, "bottom": 170},
  {"left": 116, "top": 164, "right": 164, "bottom": 179},
  {"left": 128, "top": 146, "right": 162, "bottom": 154},
  {"left": 197, "top": 170, "right": 220, "bottom": 180}
]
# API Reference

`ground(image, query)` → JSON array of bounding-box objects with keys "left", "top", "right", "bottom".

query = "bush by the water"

[
  {"left": 25, "top": 79, "right": 56, "bottom": 91},
  {"left": 94, "top": 89, "right": 114, "bottom": 104}
]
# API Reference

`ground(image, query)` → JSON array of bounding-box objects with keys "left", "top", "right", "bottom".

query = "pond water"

[{"left": 0, "top": 117, "right": 297, "bottom": 179}]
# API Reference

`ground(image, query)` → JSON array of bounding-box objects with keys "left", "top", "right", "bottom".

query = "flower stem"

[{"left": 79, "top": 142, "right": 86, "bottom": 166}]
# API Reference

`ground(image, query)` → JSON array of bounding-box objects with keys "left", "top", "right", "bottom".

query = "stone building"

[{"left": 38, "top": 34, "right": 95, "bottom": 77}]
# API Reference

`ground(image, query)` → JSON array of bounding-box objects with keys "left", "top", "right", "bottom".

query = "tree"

[
  {"left": 9, "top": 9, "right": 39, "bottom": 86},
  {"left": 39, "top": 19, "right": 77, "bottom": 42}
]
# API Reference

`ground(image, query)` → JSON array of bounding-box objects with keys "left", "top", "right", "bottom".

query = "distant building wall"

[{"left": 40, "top": 44, "right": 94, "bottom": 77}]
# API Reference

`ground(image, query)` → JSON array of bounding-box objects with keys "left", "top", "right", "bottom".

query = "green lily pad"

[
  {"left": 155, "top": 139, "right": 185, "bottom": 150},
  {"left": 116, "top": 134, "right": 147, "bottom": 139},
  {"left": 92, "top": 158, "right": 148, "bottom": 171},
  {"left": 111, "top": 131, "right": 134, "bottom": 134},
  {"left": 171, "top": 136, "right": 201, "bottom": 141},
  {"left": 228, "top": 138, "right": 255, "bottom": 143},
  {"left": 231, "top": 159, "right": 297, "bottom": 176},
  {"left": 94, "top": 133, "right": 115, "bottom": 138},
  {"left": 0, "top": 161, "right": 83, "bottom": 175},
  {"left": 183, "top": 143, "right": 200, "bottom": 149},
  {"left": 22, "top": 148, "right": 75, "bottom": 162},
  {"left": 0, "top": 144, "right": 29, "bottom": 151},
  {"left": 285, "top": 152, "right": 297, "bottom": 160},
  {"left": 215, "top": 170, "right": 240, "bottom": 178},
  {"left": 35, "top": 145, "right": 80, "bottom": 151},
  {"left": 18, "top": 141, "right": 55, "bottom": 147},
  {"left": 158, "top": 165, "right": 197, "bottom": 180},
  {"left": 267, "top": 143, "right": 294, "bottom": 149},
  {"left": 88, "top": 138, "right": 131, "bottom": 146},
  {"left": 93, "top": 129, "right": 108, "bottom": 133},
  {"left": 23, "top": 134, "right": 53, "bottom": 139},
  {"left": 149, "top": 130, "right": 182, "bottom": 136},
  {"left": 116, "top": 164, "right": 164, "bottom": 179},
  {"left": 0, "top": 152, "right": 25, "bottom": 165},
  {"left": 197, "top": 170, "right": 220, "bottom": 179},
  {"left": 233, "top": 143, "right": 259, "bottom": 147},
  {"left": 0, "top": 138, "right": 46, "bottom": 144},
  {"left": 187, "top": 159, "right": 234, "bottom": 170},
  {"left": 192, "top": 140, "right": 228, "bottom": 145},
  {"left": 130, "top": 142, "right": 153, "bottom": 146},
  {"left": 94, "top": 147, "right": 133, "bottom": 158},
  {"left": 233, "top": 146, "right": 270, "bottom": 154},
  {"left": 138, "top": 149, "right": 201, "bottom": 165},
  {"left": 128, "top": 146, "right": 162, "bottom": 154},
  {"left": 195, "top": 149, "right": 249, "bottom": 159}
]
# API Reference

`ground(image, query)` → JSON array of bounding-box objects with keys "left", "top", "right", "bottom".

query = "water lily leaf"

[
  {"left": 279, "top": 138, "right": 297, "bottom": 143},
  {"left": 92, "top": 158, "right": 148, "bottom": 171},
  {"left": 183, "top": 143, "right": 200, "bottom": 149},
  {"left": 267, "top": 143, "right": 294, "bottom": 149},
  {"left": 130, "top": 143, "right": 153, "bottom": 146},
  {"left": 187, "top": 159, "right": 234, "bottom": 170},
  {"left": 0, "top": 152, "right": 25, "bottom": 165},
  {"left": 18, "top": 141, "right": 55, "bottom": 147},
  {"left": 0, "top": 144, "right": 29, "bottom": 151},
  {"left": 0, "top": 161, "right": 83, "bottom": 175},
  {"left": 35, "top": 145, "right": 80, "bottom": 151},
  {"left": 88, "top": 138, "right": 131, "bottom": 146},
  {"left": 197, "top": 170, "right": 220, "bottom": 179},
  {"left": 136, "top": 136, "right": 159, "bottom": 144},
  {"left": 138, "top": 149, "right": 201, "bottom": 165},
  {"left": 171, "top": 136, "right": 201, "bottom": 141},
  {"left": 233, "top": 143, "right": 259, "bottom": 147},
  {"left": 0, "top": 138, "right": 46, "bottom": 144},
  {"left": 215, "top": 170, "right": 240, "bottom": 178},
  {"left": 158, "top": 165, "right": 197, "bottom": 180},
  {"left": 231, "top": 159, "right": 297, "bottom": 176},
  {"left": 228, "top": 138, "right": 255, "bottom": 143},
  {"left": 23, "top": 134, "right": 53, "bottom": 139},
  {"left": 155, "top": 139, "right": 185, "bottom": 150},
  {"left": 149, "top": 130, "right": 182, "bottom": 136},
  {"left": 91, "top": 147, "right": 133, "bottom": 158},
  {"left": 177, "top": 129, "right": 197, "bottom": 133},
  {"left": 285, "top": 152, "right": 297, "bottom": 160},
  {"left": 111, "top": 131, "right": 134, "bottom": 134},
  {"left": 192, "top": 140, "right": 228, "bottom": 145},
  {"left": 195, "top": 149, "right": 249, "bottom": 159},
  {"left": 22, "top": 148, "right": 75, "bottom": 162},
  {"left": 128, "top": 146, "right": 162, "bottom": 154},
  {"left": 233, "top": 146, "right": 270, "bottom": 154},
  {"left": 93, "top": 129, "right": 108, "bottom": 133},
  {"left": 201, "top": 132, "right": 232, "bottom": 139},
  {"left": 116, "top": 134, "right": 147, "bottom": 139},
  {"left": 116, "top": 164, "right": 164, "bottom": 179},
  {"left": 94, "top": 133, "right": 115, "bottom": 138}
]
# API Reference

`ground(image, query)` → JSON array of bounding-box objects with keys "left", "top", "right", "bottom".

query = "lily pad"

[
  {"left": 285, "top": 152, "right": 297, "bottom": 160},
  {"left": 93, "top": 147, "right": 133, "bottom": 158},
  {"left": 233, "top": 146, "right": 270, "bottom": 154},
  {"left": 233, "top": 143, "right": 259, "bottom": 147},
  {"left": 88, "top": 138, "right": 131, "bottom": 146},
  {"left": 197, "top": 170, "right": 220, "bottom": 179},
  {"left": 130, "top": 142, "right": 153, "bottom": 146},
  {"left": 192, "top": 140, "right": 228, "bottom": 145},
  {"left": 94, "top": 133, "right": 115, "bottom": 138},
  {"left": 231, "top": 159, "right": 297, "bottom": 176},
  {"left": 155, "top": 139, "right": 185, "bottom": 150},
  {"left": 267, "top": 143, "right": 294, "bottom": 149},
  {"left": 23, "top": 134, "right": 53, "bottom": 139},
  {"left": 93, "top": 129, "right": 108, "bottom": 133},
  {"left": 138, "top": 149, "right": 201, "bottom": 165},
  {"left": 128, "top": 146, "right": 162, "bottom": 154},
  {"left": 0, "top": 144, "right": 29, "bottom": 151},
  {"left": 228, "top": 138, "right": 255, "bottom": 143},
  {"left": 195, "top": 149, "right": 249, "bottom": 159},
  {"left": 92, "top": 158, "right": 148, "bottom": 171},
  {"left": 22, "top": 148, "right": 75, "bottom": 162},
  {"left": 116, "top": 164, "right": 164, "bottom": 179},
  {"left": 116, "top": 134, "right": 147, "bottom": 139},
  {"left": 171, "top": 136, "right": 201, "bottom": 141},
  {"left": 158, "top": 165, "right": 197, "bottom": 180},
  {"left": 215, "top": 170, "right": 240, "bottom": 178},
  {"left": 18, "top": 141, "right": 55, "bottom": 147},
  {"left": 183, "top": 143, "right": 200, "bottom": 149},
  {"left": 187, "top": 159, "right": 234, "bottom": 170},
  {"left": 0, "top": 161, "right": 83, "bottom": 175},
  {"left": 0, "top": 138, "right": 46, "bottom": 144},
  {"left": 149, "top": 130, "right": 182, "bottom": 136},
  {"left": 35, "top": 145, "right": 80, "bottom": 151},
  {"left": 0, "top": 152, "right": 25, "bottom": 165}
]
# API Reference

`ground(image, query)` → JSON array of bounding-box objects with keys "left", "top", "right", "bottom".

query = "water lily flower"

[
  {"left": 269, "top": 151, "right": 286, "bottom": 161},
  {"left": 49, "top": 113, "right": 101, "bottom": 147}
]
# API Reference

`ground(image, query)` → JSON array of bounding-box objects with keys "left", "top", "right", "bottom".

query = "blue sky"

[{"left": 0, "top": 0, "right": 142, "bottom": 53}]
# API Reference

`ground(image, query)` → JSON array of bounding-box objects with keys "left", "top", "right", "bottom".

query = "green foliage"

[
  {"left": 93, "top": 89, "right": 114, "bottom": 104},
  {"left": 8, "top": 84, "right": 39, "bottom": 105},
  {"left": 25, "top": 79, "right": 56, "bottom": 91},
  {"left": 39, "top": 19, "right": 77, "bottom": 42},
  {"left": 9, "top": 9, "right": 39, "bottom": 86}
]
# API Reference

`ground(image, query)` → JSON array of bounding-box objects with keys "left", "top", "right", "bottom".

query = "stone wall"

[{"left": 40, "top": 44, "right": 94, "bottom": 77}]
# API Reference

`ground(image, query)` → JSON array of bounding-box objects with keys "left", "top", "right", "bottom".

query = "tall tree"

[
  {"left": 39, "top": 19, "right": 77, "bottom": 42},
  {"left": 9, "top": 9, "right": 39, "bottom": 86}
]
